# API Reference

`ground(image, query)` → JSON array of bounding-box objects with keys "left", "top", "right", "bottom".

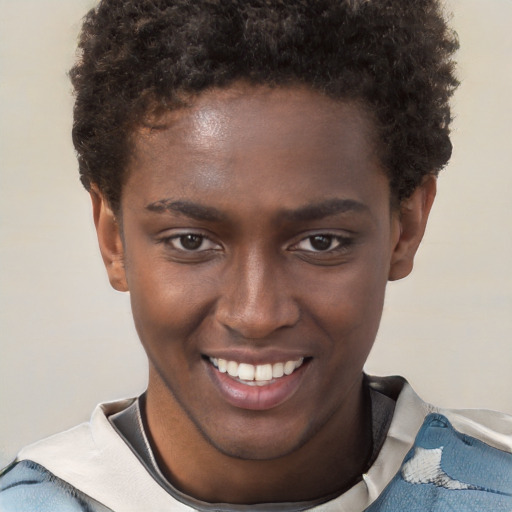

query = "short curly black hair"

[{"left": 70, "top": 0, "right": 459, "bottom": 212}]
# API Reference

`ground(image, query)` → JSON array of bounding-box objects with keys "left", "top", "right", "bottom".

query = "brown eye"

[
  {"left": 179, "top": 234, "right": 204, "bottom": 250},
  {"left": 291, "top": 233, "right": 350, "bottom": 254},
  {"left": 309, "top": 235, "right": 333, "bottom": 251},
  {"left": 164, "top": 233, "right": 220, "bottom": 253}
]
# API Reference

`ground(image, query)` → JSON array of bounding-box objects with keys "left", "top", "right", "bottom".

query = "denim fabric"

[
  {"left": 367, "top": 414, "right": 512, "bottom": 511},
  {"left": 0, "top": 460, "right": 112, "bottom": 512}
]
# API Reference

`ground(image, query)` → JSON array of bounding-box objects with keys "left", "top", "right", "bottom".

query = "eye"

[
  {"left": 166, "top": 233, "right": 219, "bottom": 252},
  {"left": 294, "top": 234, "right": 345, "bottom": 252}
]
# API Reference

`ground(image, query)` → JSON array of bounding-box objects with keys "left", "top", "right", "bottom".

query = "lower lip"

[{"left": 206, "top": 361, "right": 309, "bottom": 411}]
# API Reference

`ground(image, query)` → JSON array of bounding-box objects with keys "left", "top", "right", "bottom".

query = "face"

[{"left": 96, "top": 85, "right": 428, "bottom": 461}]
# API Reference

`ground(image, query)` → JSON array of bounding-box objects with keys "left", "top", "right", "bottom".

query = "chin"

[
  {"left": 195, "top": 413, "right": 320, "bottom": 462},
  {"left": 208, "top": 435, "right": 303, "bottom": 461}
]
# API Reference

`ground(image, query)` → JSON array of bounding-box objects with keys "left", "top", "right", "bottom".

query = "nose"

[{"left": 215, "top": 249, "right": 300, "bottom": 339}]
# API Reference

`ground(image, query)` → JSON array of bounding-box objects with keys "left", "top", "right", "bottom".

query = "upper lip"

[{"left": 202, "top": 349, "right": 311, "bottom": 365}]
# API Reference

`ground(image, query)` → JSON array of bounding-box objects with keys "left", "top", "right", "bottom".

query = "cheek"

[
  {"left": 305, "top": 260, "right": 388, "bottom": 311},
  {"left": 126, "top": 259, "right": 217, "bottom": 352},
  {"left": 300, "top": 260, "right": 389, "bottom": 350}
]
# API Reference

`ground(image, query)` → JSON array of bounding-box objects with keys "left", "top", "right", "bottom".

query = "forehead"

[{"left": 124, "top": 84, "right": 388, "bottom": 215}]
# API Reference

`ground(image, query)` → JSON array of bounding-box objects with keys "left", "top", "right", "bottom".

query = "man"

[{"left": 1, "top": 1, "right": 511, "bottom": 510}]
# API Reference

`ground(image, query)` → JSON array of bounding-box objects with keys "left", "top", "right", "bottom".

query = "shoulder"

[
  {"left": 0, "top": 399, "right": 127, "bottom": 512},
  {"left": 363, "top": 377, "right": 512, "bottom": 512},
  {"left": 369, "top": 375, "right": 512, "bottom": 454},
  {"left": 441, "top": 406, "right": 512, "bottom": 453},
  {"left": 366, "top": 412, "right": 512, "bottom": 511},
  {"left": 0, "top": 459, "right": 112, "bottom": 512},
  {"left": 4, "top": 398, "right": 192, "bottom": 512}
]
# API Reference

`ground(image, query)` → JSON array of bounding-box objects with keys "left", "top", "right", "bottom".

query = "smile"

[
  {"left": 206, "top": 355, "right": 310, "bottom": 410},
  {"left": 209, "top": 357, "right": 305, "bottom": 386}
]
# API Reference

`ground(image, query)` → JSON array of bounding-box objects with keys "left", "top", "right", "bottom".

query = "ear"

[
  {"left": 388, "top": 176, "right": 437, "bottom": 281},
  {"left": 90, "top": 186, "right": 129, "bottom": 292}
]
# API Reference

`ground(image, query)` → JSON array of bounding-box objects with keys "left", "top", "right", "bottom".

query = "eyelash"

[
  {"left": 290, "top": 234, "right": 352, "bottom": 253},
  {"left": 159, "top": 232, "right": 352, "bottom": 255},
  {"left": 161, "top": 233, "right": 220, "bottom": 252}
]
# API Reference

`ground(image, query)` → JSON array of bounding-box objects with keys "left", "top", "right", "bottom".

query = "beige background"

[{"left": 1, "top": 0, "right": 511, "bottom": 467}]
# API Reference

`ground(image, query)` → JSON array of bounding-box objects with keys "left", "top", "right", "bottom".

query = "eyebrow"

[
  {"left": 145, "top": 199, "right": 226, "bottom": 222},
  {"left": 281, "top": 198, "right": 370, "bottom": 222},
  {"left": 145, "top": 197, "right": 368, "bottom": 223}
]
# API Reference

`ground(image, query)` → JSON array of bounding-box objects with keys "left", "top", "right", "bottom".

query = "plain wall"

[{"left": 1, "top": 0, "right": 511, "bottom": 467}]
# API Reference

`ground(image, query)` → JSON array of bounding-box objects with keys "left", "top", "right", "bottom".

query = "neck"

[{"left": 144, "top": 371, "right": 372, "bottom": 505}]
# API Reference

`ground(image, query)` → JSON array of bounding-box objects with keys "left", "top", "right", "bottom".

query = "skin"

[{"left": 91, "top": 84, "right": 435, "bottom": 504}]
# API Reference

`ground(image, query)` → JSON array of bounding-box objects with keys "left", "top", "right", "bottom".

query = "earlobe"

[
  {"left": 388, "top": 176, "right": 437, "bottom": 281},
  {"left": 90, "top": 186, "right": 129, "bottom": 292}
]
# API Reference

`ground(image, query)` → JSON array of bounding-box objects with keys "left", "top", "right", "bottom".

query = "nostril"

[
  {"left": 215, "top": 296, "right": 300, "bottom": 340},
  {"left": 219, "top": 316, "right": 298, "bottom": 340},
  {"left": 214, "top": 259, "right": 300, "bottom": 338}
]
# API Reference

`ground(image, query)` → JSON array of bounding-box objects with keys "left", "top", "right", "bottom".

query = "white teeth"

[
  {"left": 227, "top": 361, "right": 239, "bottom": 377},
  {"left": 272, "top": 362, "right": 284, "bottom": 378},
  {"left": 283, "top": 360, "right": 296, "bottom": 375},
  {"left": 209, "top": 357, "right": 305, "bottom": 383},
  {"left": 238, "top": 363, "right": 255, "bottom": 381},
  {"left": 255, "top": 364, "right": 272, "bottom": 381}
]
